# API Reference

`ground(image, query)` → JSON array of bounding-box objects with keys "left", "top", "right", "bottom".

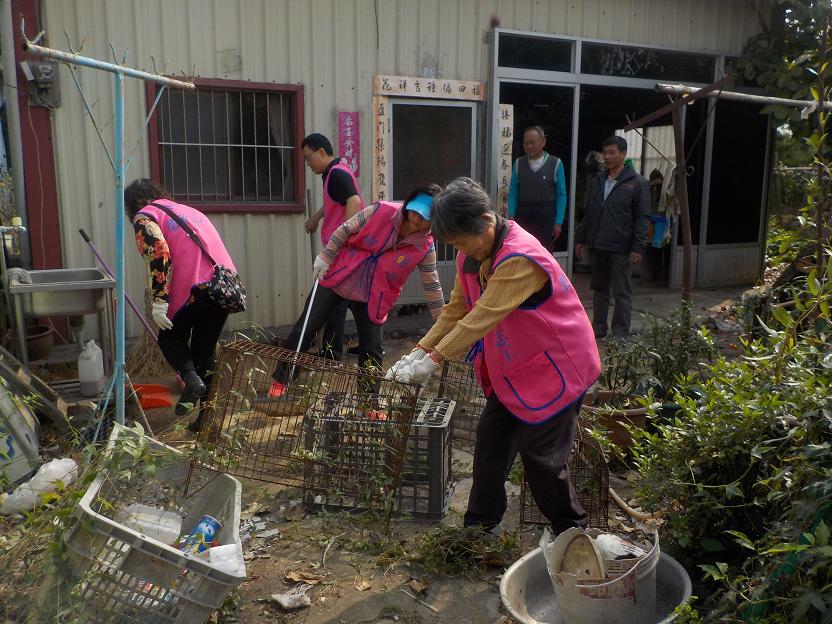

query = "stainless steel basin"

[
  {"left": 500, "top": 547, "right": 692, "bottom": 624},
  {"left": 8, "top": 268, "right": 115, "bottom": 317}
]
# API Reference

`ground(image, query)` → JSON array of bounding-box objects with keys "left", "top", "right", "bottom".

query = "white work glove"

[
  {"left": 151, "top": 301, "right": 173, "bottom": 331},
  {"left": 385, "top": 347, "right": 429, "bottom": 380},
  {"left": 312, "top": 255, "right": 330, "bottom": 282},
  {"left": 395, "top": 353, "right": 440, "bottom": 384}
]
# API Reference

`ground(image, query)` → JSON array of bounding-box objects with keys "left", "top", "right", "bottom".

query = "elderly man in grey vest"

[{"left": 507, "top": 126, "right": 567, "bottom": 252}]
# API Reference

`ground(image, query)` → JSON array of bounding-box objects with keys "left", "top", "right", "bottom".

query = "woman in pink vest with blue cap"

[
  {"left": 269, "top": 186, "right": 445, "bottom": 396},
  {"left": 388, "top": 177, "right": 601, "bottom": 535},
  {"left": 126, "top": 179, "right": 241, "bottom": 432}
]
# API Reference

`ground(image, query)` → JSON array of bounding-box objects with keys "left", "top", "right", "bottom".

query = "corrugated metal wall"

[{"left": 42, "top": 0, "right": 766, "bottom": 336}]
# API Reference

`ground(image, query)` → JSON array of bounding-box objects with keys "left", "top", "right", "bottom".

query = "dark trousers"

[
  {"left": 463, "top": 393, "right": 587, "bottom": 534},
  {"left": 590, "top": 249, "right": 633, "bottom": 338},
  {"left": 272, "top": 285, "right": 383, "bottom": 384},
  {"left": 157, "top": 298, "right": 229, "bottom": 394},
  {"left": 320, "top": 298, "right": 348, "bottom": 361}
]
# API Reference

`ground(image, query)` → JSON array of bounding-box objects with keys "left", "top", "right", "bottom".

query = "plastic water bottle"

[
  {"left": 116, "top": 503, "right": 182, "bottom": 545},
  {"left": 78, "top": 339, "right": 105, "bottom": 397}
]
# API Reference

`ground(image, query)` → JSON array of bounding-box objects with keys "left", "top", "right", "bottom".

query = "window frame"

[{"left": 146, "top": 78, "right": 305, "bottom": 214}]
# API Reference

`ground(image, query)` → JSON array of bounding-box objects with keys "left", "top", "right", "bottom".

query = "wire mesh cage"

[
  {"left": 437, "top": 359, "right": 486, "bottom": 447},
  {"left": 396, "top": 397, "right": 455, "bottom": 520},
  {"left": 520, "top": 418, "right": 610, "bottom": 530},
  {"left": 196, "top": 339, "right": 420, "bottom": 513}
]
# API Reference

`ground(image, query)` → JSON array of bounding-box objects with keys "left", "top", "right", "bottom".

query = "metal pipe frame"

[{"left": 21, "top": 34, "right": 194, "bottom": 426}]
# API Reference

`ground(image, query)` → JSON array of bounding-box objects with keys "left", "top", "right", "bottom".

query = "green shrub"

[{"left": 631, "top": 330, "right": 832, "bottom": 622}]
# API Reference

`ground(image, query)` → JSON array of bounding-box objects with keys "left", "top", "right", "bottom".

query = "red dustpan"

[{"left": 130, "top": 383, "right": 175, "bottom": 409}]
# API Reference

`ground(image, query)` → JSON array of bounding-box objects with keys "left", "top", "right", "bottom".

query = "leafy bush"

[
  {"left": 598, "top": 302, "right": 716, "bottom": 403},
  {"left": 631, "top": 329, "right": 832, "bottom": 622}
]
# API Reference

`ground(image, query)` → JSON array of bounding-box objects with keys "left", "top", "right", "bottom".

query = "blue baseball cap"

[{"left": 406, "top": 193, "right": 433, "bottom": 220}]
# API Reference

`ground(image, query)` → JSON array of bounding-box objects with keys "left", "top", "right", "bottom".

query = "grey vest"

[{"left": 517, "top": 154, "right": 559, "bottom": 205}]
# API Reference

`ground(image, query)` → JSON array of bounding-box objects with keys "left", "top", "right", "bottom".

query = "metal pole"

[
  {"left": 114, "top": 71, "right": 125, "bottom": 424},
  {"left": 23, "top": 40, "right": 194, "bottom": 90},
  {"left": 656, "top": 82, "right": 832, "bottom": 111}
]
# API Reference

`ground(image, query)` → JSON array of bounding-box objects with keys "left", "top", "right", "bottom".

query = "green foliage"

[
  {"left": 413, "top": 526, "right": 519, "bottom": 575},
  {"left": 631, "top": 326, "right": 832, "bottom": 622},
  {"left": 736, "top": 1, "right": 830, "bottom": 132},
  {"left": 599, "top": 303, "right": 715, "bottom": 403},
  {"left": 776, "top": 129, "right": 816, "bottom": 168}
]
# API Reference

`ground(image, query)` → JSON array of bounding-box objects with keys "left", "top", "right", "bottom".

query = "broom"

[
  {"left": 79, "top": 229, "right": 174, "bottom": 379},
  {"left": 126, "top": 282, "right": 177, "bottom": 379}
]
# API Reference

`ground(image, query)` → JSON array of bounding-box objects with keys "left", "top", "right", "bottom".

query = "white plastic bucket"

[{"left": 552, "top": 531, "right": 660, "bottom": 624}]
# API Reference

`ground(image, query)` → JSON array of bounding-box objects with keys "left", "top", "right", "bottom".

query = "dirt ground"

[{"left": 129, "top": 336, "right": 647, "bottom": 624}]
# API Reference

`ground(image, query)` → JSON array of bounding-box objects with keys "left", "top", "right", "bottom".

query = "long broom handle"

[
  {"left": 296, "top": 278, "right": 319, "bottom": 353},
  {"left": 80, "top": 228, "right": 157, "bottom": 339},
  {"left": 288, "top": 278, "right": 319, "bottom": 381}
]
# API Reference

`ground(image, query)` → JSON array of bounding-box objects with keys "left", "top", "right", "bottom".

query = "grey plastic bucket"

[{"left": 500, "top": 547, "right": 691, "bottom": 624}]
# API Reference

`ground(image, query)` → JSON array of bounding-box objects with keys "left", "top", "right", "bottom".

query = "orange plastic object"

[
  {"left": 268, "top": 380, "right": 287, "bottom": 398},
  {"left": 131, "top": 383, "right": 174, "bottom": 409}
]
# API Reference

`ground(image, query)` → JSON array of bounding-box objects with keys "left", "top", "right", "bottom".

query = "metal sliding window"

[{"left": 149, "top": 79, "right": 304, "bottom": 213}]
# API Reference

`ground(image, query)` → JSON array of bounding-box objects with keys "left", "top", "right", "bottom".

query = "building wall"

[{"left": 42, "top": 0, "right": 768, "bottom": 336}]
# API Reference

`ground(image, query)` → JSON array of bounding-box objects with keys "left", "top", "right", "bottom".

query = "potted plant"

[
  {"left": 583, "top": 337, "right": 652, "bottom": 449},
  {"left": 585, "top": 302, "right": 717, "bottom": 449}
]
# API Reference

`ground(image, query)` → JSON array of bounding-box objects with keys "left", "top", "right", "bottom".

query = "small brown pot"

[
  {"left": 582, "top": 390, "right": 648, "bottom": 449},
  {"left": 25, "top": 324, "right": 54, "bottom": 361}
]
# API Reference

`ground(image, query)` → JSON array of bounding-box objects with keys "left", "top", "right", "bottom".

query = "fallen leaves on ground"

[{"left": 285, "top": 570, "right": 322, "bottom": 585}]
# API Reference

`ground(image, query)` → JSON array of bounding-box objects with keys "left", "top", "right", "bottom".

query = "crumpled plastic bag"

[{"left": 0, "top": 457, "right": 78, "bottom": 514}]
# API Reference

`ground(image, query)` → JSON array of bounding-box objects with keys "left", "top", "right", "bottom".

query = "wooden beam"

[
  {"left": 671, "top": 102, "right": 693, "bottom": 302},
  {"left": 623, "top": 74, "right": 734, "bottom": 132}
]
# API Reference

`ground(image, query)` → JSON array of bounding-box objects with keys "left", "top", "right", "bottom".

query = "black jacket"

[{"left": 575, "top": 165, "right": 650, "bottom": 254}]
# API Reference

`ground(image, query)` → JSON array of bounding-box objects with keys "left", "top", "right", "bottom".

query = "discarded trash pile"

[
  {"left": 30, "top": 424, "right": 246, "bottom": 624},
  {"left": 540, "top": 526, "right": 660, "bottom": 624},
  {"left": 195, "top": 339, "right": 422, "bottom": 514}
]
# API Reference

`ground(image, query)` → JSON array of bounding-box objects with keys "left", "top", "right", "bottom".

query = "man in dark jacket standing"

[{"left": 575, "top": 136, "right": 650, "bottom": 339}]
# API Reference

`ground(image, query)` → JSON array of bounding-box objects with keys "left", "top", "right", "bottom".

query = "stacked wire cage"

[
  {"left": 196, "top": 339, "right": 420, "bottom": 513},
  {"left": 437, "top": 359, "right": 486, "bottom": 447},
  {"left": 520, "top": 418, "right": 610, "bottom": 530}
]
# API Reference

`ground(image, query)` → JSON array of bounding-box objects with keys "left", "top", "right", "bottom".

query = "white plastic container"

[
  {"left": 196, "top": 543, "right": 246, "bottom": 575},
  {"left": 78, "top": 339, "right": 105, "bottom": 397},
  {"left": 116, "top": 503, "right": 182, "bottom": 545}
]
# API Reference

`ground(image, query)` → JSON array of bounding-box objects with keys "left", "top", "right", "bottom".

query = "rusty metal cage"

[
  {"left": 520, "top": 418, "right": 610, "bottom": 530},
  {"left": 196, "top": 339, "right": 420, "bottom": 512},
  {"left": 437, "top": 359, "right": 486, "bottom": 447}
]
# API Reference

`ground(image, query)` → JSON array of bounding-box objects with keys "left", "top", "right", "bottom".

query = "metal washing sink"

[{"left": 8, "top": 268, "right": 115, "bottom": 317}]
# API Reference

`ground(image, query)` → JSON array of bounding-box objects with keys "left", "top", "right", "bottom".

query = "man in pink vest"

[
  {"left": 125, "top": 179, "right": 241, "bottom": 432},
  {"left": 301, "top": 133, "right": 365, "bottom": 361},
  {"left": 269, "top": 187, "right": 444, "bottom": 396},
  {"left": 388, "top": 177, "right": 601, "bottom": 535}
]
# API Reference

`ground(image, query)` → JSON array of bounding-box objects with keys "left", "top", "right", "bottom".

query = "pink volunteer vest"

[
  {"left": 138, "top": 200, "right": 236, "bottom": 319},
  {"left": 321, "top": 162, "right": 365, "bottom": 245},
  {"left": 320, "top": 201, "right": 433, "bottom": 324},
  {"left": 458, "top": 222, "right": 600, "bottom": 424}
]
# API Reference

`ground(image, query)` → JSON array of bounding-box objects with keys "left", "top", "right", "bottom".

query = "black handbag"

[{"left": 150, "top": 203, "right": 247, "bottom": 313}]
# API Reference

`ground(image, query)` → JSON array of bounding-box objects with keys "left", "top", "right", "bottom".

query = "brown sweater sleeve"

[{"left": 424, "top": 256, "right": 549, "bottom": 361}]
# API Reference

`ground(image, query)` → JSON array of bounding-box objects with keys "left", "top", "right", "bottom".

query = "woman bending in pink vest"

[
  {"left": 125, "top": 179, "right": 240, "bottom": 432},
  {"left": 269, "top": 186, "right": 445, "bottom": 396},
  {"left": 387, "top": 177, "right": 601, "bottom": 535}
]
